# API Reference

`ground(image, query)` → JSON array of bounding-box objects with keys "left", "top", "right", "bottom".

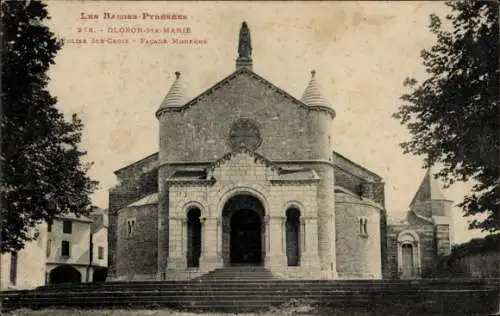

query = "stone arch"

[
  {"left": 49, "top": 265, "right": 82, "bottom": 284},
  {"left": 397, "top": 230, "right": 421, "bottom": 279},
  {"left": 216, "top": 185, "right": 269, "bottom": 218},
  {"left": 219, "top": 189, "right": 267, "bottom": 266},
  {"left": 283, "top": 200, "right": 306, "bottom": 214},
  {"left": 181, "top": 201, "right": 206, "bottom": 218}
]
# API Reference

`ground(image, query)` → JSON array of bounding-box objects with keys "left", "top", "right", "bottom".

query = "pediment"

[
  {"left": 208, "top": 146, "right": 282, "bottom": 178},
  {"left": 208, "top": 146, "right": 319, "bottom": 183}
]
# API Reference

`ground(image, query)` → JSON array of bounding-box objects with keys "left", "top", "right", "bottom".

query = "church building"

[{"left": 108, "top": 22, "right": 453, "bottom": 281}]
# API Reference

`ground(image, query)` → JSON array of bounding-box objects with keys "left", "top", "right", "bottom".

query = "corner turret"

[
  {"left": 301, "top": 70, "right": 335, "bottom": 113},
  {"left": 156, "top": 71, "right": 187, "bottom": 117}
]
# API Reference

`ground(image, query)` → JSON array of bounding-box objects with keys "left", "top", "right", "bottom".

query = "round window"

[{"left": 228, "top": 118, "right": 262, "bottom": 150}]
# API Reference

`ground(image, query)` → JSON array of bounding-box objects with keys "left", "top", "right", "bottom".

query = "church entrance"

[
  {"left": 222, "top": 194, "right": 265, "bottom": 266},
  {"left": 230, "top": 209, "right": 262, "bottom": 264},
  {"left": 401, "top": 244, "right": 414, "bottom": 277}
]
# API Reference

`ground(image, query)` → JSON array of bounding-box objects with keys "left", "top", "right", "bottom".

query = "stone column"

[
  {"left": 200, "top": 217, "right": 223, "bottom": 271},
  {"left": 300, "top": 217, "right": 320, "bottom": 269},
  {"left": 264, "top": 216, "right": 286, "bottom": 268},
  {"left": 166, "top": 216, "right": 187, "bottom": 269},
  {"left": 282, "top": 217, "right": 287, "bottom": 255}
]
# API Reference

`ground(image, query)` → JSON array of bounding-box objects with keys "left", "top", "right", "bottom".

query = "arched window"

[
  {"left": 187, "top": 208, "right": 202, "bottom": 268},
  {"left": 285, "top": 208, "right": 301, "bottom": 266}
]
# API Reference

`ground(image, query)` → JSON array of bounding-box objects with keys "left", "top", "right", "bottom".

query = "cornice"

[{"left": 166, "top": 178, "right": 216, "bottom": 187}]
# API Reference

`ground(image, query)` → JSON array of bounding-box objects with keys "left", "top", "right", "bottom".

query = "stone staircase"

[
  {"left": 1, "top": 272, "right": 499, "bottom": 314},
  {"left": 194, "top": 266, "right": 275, "bottom": 281}
]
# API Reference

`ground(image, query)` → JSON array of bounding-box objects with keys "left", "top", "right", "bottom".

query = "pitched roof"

[
  {"left": 275, "top": 169, "right": 318, "bottom": 181},
  {"left": 126, "top": 193, "right": 159, "bottom": 208},
  {"left": 168, "top": 169, "right": 207, "bottom": 180},
  {"left": 410, "top": 169, "right": 448, "bottom": 206}
]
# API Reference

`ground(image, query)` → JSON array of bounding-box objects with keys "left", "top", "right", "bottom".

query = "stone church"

[{"left": 108, "top": 22, "right": 453, "bottom": 281}]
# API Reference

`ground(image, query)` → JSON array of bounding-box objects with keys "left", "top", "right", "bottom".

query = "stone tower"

[{"left": 300, "top": 70, "right": 337, "bottom": 277}]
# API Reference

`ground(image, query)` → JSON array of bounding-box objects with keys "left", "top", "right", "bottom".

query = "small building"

[
  {"left": 0, "top": 208, "right": 108, "bottom": 290},
  {"left": 385, "top": 170, "right": 453, "bottom": 279}
]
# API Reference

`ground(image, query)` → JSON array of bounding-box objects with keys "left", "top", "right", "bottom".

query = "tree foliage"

[
  {"left": 394, "top": 1, "right": 499, "bottom": 232},
  {"left": 1, "top": 0, "right": 98, "bottom": 253}
]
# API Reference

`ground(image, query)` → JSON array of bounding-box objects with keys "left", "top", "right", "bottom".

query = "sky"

[{"left": 43, "top": 1, "right": 487, "bottom": 244}]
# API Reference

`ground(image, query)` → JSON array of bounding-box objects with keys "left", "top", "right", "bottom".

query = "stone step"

[
  {"left": 34, "top": 280, "right": 498, "bottom": 289},
  {"left": 2, "top": 287, "right": 498, "bottom": 314},
  {"left": 3, "top": 279, "right": 497, "bottom": 313},
  {"left": 2, "top": 292, "right": 497, "bottom": 314},
  {"left": 36, "top": 278, "right": 500, "bottom": 287},
  {"left": 21, "top": 283, "right": 497, "bottom": 294}
]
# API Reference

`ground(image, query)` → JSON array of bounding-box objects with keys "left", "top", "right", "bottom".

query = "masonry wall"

[
  {"left": 108, "top": 163, "right": 158, "bottom": 279},
  {"left": 386, "top": 224, "right": 437, "bottom": 278},
  {"left": 335, "top": 192, "right": 382, "bottom": 279},
  {"left": 158, "top": 73, "right": 332, "bottom": 165},
  {"left": 116, "top": 204, "right": 158, "bottom": 280},
  {"left": 445, "top": 252, "right": 500, "bottom": 278},
  {"left": 435, "top": 225, "right": 451, "bottom": 257}
]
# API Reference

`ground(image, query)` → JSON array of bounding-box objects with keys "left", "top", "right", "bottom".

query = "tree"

[
  {"left": 394, "top": 1, "right": 498, "bottom": 232},
  {"left": 1, "top": 0, "right": 98, "bottom": 253}
]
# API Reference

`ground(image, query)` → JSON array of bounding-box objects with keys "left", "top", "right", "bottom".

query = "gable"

[
  {"left": 209, "top": 147, "right": 319, "bottom": 183},
  {"left": 156, "top": 67, "right": 334, "bottom": 118},
  {"left": 158, "top": 70, "right": 334, "bottom": 163},
  {"left": 210, "top": 148, "right": 282, "bottom": 182}
]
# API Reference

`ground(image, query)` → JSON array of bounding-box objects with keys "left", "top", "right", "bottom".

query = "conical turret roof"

[
  {"left": 301, "top": 70, "right": 332, "bottom": 108},
  {"left": 158, "top": 71, "right": 187, "bottom": 110}
]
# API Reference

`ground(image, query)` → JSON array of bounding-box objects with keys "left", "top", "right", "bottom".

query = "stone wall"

[
  {"left": 435, "top": 225, "right": 451, "bottom": 257},
  {"left": 158, "top": 72, "right": 333, "bottom": 164},
  {"left": 108, "top": 159, "right": 159, "bottom": 279},
  {"left": 442, "top": 251, "right": 500, "bottom": 278},
  {"left": 335, "top": 192, "right": 382, "bottom": 279},
  {"left": 116, "top": 204, "right": 158, "bottom": 280},
  {"left": 160, "top": 151, "right": 323, "bottom": 279},
  {"left": 386, "top": 224, "right": 437, "bottom": 278}
]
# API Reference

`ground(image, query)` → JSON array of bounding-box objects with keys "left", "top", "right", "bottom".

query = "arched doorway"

[
  {"left": 397, "top": 230, "right": 421, "bottom": 279},
  {"left": 286, "top": 208, "right": 301, "bottom": 266},
  {"left": 401, "top": 244, "right": 414, "bottom": 277},
  {"left": 92, "top": 267, "right": 107, "bottom": 282},
  {"left": 222, "top": 194, "right": 265, "bottom": 266},
  {"left": 49, "top": 265, "right": 82, "bottom": 284},
  {"left": 187, "top": 208, "right": 202, "bottom": 268}
]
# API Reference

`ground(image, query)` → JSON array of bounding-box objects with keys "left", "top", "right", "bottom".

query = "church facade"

[{"left": 108, "top": 22, "right": 452, "bottom": 281}]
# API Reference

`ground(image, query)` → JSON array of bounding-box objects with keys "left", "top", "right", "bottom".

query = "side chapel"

[{"left": 108, "top": 22, "right": 453, "bottom": 280}]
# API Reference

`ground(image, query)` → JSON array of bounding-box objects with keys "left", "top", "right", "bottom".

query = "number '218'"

[{"left": 77, "top": 27, "right": 95, "bottom": 33}]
